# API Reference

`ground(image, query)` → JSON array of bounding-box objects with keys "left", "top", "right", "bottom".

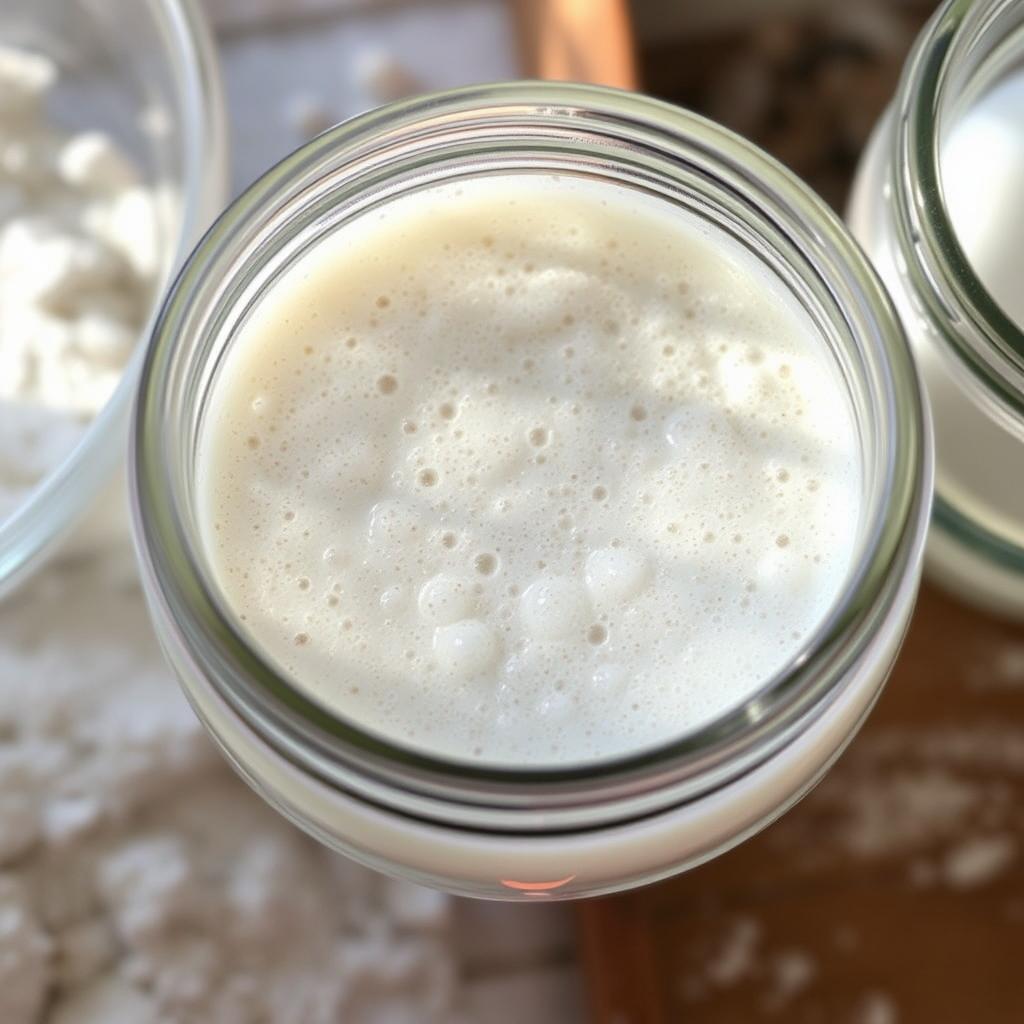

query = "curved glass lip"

[
  {"left": 893, "top": 0, "right": 1024, "bottom": 416},
  {"left": 133, "top": 82, "right": 927, "bottom": 794},
  {"left": 934, "top": 492, "right": 1024, "bottom": 573},
  {"left": 0, "top": 0, "right": 228, "bottom": 597}
]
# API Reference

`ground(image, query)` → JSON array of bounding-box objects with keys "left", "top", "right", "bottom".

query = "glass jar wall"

[{"left": 133, "top": 83, "right": 930, "bottom": 898}]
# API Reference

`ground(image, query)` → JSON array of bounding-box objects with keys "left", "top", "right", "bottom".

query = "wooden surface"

[
  {"left": 513, "top": 0, "right": 639, "bottom": 88},
  {"left": 580, "top": 583, "right": 1024, "bottom": 1022}
]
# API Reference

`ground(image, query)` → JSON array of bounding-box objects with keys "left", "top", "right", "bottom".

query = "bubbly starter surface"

[{"left": 198, "top": 175, "right": 860, "bottom": 766}]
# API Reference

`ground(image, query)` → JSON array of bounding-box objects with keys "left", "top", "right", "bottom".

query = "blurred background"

[
  {"left": 8, "top": 1, "right": 1024, "bottom": 1023},
  {"left": 206, "top": 0, "right": 933, "bottom": 210}
]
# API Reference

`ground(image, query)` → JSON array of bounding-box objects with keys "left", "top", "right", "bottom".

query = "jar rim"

[
  {"left": 894, "top": 0, "right": 1024, "bottom": 414},
  {"left": 132, "top": 82, "right": 928, "bottom": 815}
]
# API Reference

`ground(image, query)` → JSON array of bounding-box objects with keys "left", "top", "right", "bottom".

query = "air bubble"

[
  {"left": 380, "top": 585, "right": 407, "bottom": 613},
  {"left": 520, "top": 577, "right": 590, "bottom": 641},
  {"left": 474, "top": 553, "right": 498, "bottom": 576},
  {"left": 585, "top": 547, "right": 650, "bottom": 606},
  {"left": 418, "top": 575, "right": 475, "bottom": 625},
  {"left": 433, "top": 619, "right": 499, "bottom": 677}
]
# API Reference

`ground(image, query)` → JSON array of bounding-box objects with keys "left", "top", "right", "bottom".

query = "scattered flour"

[
  {"left": 817, "top": 767, "right": 984, "bottom": 858},
  {"left": 0, "top": 555, "right": 461, "bottom": 1024},
  {"left": 967, "top": 642, "right": 1024, "bottom": 690},
  {"left": 767, "top": 948, "right": 815, "bottom": 1004},
  {"left": 853, "top": 990, "right": 899, "bottom": 1024},
  {"left": 680, "top": 920, "right": 816, "bottom": 1012},
  {"left": 704, "top": 917, "right": 761, "bottom": 988},
  {"left": 942, "top": 834, "right": 1016, "bottom": 890},
  {"left": 0, "top": 45, "right": 159, "bottom": 520},
  {"left": 991, "top": 646, "right": 1024, "bottom": 688}
]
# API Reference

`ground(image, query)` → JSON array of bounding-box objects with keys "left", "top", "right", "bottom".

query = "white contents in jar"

[
  {"left": 915, "top": 69, "right": 1024, "bottom": 553},
  {"left": 0, "top": 45, "right": 158, "bottom": 521},
  {"left": 943, "top": 70, "right": 1024, "bottom": 331},
  {"left": 198, "top": 174, "right": 861, "bottom": 766}
]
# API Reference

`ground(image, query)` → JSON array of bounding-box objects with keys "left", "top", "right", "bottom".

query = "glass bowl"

[{"left": 0, "top": 0, "right": 227, "bottom": 597}]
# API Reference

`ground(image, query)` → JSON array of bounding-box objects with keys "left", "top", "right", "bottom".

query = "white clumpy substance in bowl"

[
  {"left": 0, "top": 556, "right": 459, "bottom": 1024},
  {"left": 200, "top": 174, "right": 861, "bottom": 766},
  {"left": 0, "top": 45, "right": 158, "bottom": 521}
]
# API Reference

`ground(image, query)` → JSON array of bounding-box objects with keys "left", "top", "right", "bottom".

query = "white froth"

[
  {"left": 433, "top": 619, "right": 500, "bottom": 679},
  {"left": 585, "top": 547, "right": 651, "bottom": 607},
  {"left": 197, "top": 174, "right": 861, "bottom": 766},
  {"left": 418, "top": 574, "right": 477, "bottom": 626},
  {"left": 520, "top": 576, "right": 592, "bottom": 642}
]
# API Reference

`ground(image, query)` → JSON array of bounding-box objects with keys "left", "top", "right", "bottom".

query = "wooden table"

[{"left": 580, "top": 584, "right": 1024, "bottom": 1022}]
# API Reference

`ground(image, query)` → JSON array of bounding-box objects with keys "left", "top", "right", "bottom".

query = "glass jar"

[
  {"left": 0, "top": 0, "right": 227, "bottom": 597},
  {"left": 132, "top": 83, "right": 931, "bottom": 899},
  {"left": 849, "top": 0, "right": 1024, "bottom": 618}
]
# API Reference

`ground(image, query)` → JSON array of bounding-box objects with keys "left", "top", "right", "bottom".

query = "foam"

[{"left": 197, "top": 174, "right": 861, "bottom": 766}]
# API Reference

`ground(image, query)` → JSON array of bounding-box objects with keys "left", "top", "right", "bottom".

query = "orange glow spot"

[{"left": 499, "top": 875, "right": 576, "bottom": 893}]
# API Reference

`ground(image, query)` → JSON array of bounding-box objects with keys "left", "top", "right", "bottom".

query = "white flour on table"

[{"left": 0, "top": 554, "right": 461, "bottom": 1024}]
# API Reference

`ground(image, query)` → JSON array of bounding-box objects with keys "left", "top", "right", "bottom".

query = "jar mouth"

[
  {"left": 894, "top": 0, "right": 1024, "bottom": 414},
  {"left": 132, "top": 83, "right": 927, "bottom": 811}
]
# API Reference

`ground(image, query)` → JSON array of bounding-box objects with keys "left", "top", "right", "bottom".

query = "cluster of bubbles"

[{"left": 200, "top": 175, "right": 860, "bottom": 765}]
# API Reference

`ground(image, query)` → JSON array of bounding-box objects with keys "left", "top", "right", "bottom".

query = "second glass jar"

[{"left": 849, "top": 0, "right": 1024, "bottom": 618}]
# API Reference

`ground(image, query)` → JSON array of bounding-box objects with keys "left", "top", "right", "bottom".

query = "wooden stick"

[{"left": 513, "top": 0, "right": 639, "bottom": 90}]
